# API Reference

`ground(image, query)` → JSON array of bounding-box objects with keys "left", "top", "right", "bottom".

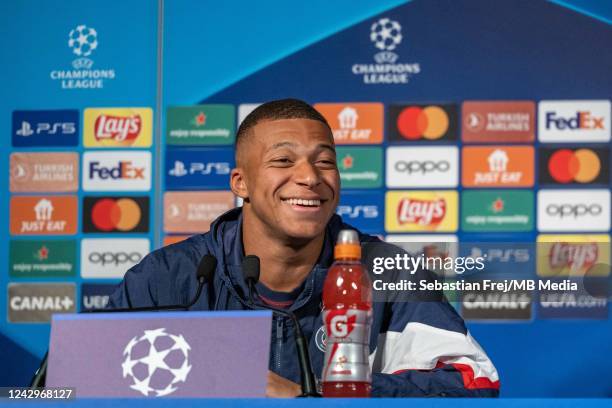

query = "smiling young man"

[{"left": 108, "top": 99, "right": 500, "bottom": 398}]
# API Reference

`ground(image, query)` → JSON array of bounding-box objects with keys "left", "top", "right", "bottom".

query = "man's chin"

[{"left": 280, "top": 221, "right": 327, "bottom": 242}]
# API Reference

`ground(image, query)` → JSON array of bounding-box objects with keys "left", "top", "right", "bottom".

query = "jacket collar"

[{"left": 205, "top": 207, "right": 342, "bottom": 311}]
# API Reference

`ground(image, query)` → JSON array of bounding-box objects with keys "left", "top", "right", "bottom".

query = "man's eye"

[
  {"left": 317, "top": 160, "right": 337, "bottom": 166},
  {"left": 272, "top": 158, "right": 293, "bottom": 164}
]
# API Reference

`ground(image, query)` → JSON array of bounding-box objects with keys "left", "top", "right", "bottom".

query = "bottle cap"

[{"left": 334, "top": 229, "right": 361, "bottom": 260}]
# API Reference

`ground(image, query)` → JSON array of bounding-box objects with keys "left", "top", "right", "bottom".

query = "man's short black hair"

[{"left": 235, "top": 99, "right": 332, "bottom": 164}]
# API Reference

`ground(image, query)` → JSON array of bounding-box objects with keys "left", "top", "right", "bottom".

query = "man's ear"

[{"left": 230, "top": 168, "right": 249, "bottom": 200}]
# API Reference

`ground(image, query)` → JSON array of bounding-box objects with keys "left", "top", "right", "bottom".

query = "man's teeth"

[{"left": 285, "top": 198, "right": 321, "bottom": 206}]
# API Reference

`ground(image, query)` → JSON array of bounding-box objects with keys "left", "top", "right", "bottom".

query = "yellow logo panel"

[
  {"left": 537, "top": 234, "right": 610, "bottom": 277},
  {"left": 84, "top": 107, "right": 153, "bottom": 147},
  {"left": 385, "top": 190, "right": 458, "bottom": 232}
]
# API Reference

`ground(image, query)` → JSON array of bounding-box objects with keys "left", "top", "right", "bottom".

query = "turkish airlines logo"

[
  {"left": 397, "top": 198, "right": 446, "bottom": 226},
  {"left": 10, "top": 152, "right": 79, "bottom": 193},
  {"left": 462, "top": 101, "right": 535, "bottom": 143},
  {"left": 537, "top": 190, "right": 610, "bottom": 232},
  {"left": 538, "top": 100, "right": 610, "bottom": 142},
  {"left": 540, "top": 147, "right": 608, "bottom": 185},
  {"left": 164, "top": 191, "right": 235, "bottom": 233},
  {"left": 83, "top": 196, "right": 149, "bottom": 233}
]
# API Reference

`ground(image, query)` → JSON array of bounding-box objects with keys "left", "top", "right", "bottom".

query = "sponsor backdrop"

[{"left": 1, "top": 0, "right": 611, "bottom": 397}]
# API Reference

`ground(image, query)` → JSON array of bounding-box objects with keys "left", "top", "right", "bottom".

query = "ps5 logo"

[
  {"left": 15, "top": 121, "right": 76, "bottom": 137},
  {"left": 337, "top": 205, "right": 379, "bottom": 219},
  {"left": 470, "top": 247, "right": 530, "bottom": 263},
  {"left": 168, "top": 160, "right": 231, "bottom": 177}
]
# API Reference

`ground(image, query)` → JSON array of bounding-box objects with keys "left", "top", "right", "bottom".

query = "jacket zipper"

[{"left": 275, "top": 317, "right": 284, "bottom": 371}]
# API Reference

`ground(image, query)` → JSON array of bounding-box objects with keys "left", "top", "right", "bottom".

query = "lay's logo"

[
  {"left": 84, "top": 108, "right": 152, "bottom": 147},
  {"left": 95, "top": 114, "right": 141, "bottom": 142},
  {"left": 386, "top": 191, "right": 457, "bottom": 232},
  {"left": 397, "top": 198, "right": 446, "bottom": 226}
]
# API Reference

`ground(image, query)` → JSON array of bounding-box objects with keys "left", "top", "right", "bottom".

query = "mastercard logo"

[
  {"left": 396, "top": 106, "right": 449, "bottom": 140},
  {"left": 91, "top": 198, "right": 141, "bottom": 231},
  {"left": 83, "top": 196, "right": 149, "bottom": 233},
  {"left": 548, "top": 149, "right": 601, "bottom": 184}
]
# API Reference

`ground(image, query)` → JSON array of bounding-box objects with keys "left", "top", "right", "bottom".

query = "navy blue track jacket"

[{"left": 108, "top": 208, "right": 500, "bottom": 397}]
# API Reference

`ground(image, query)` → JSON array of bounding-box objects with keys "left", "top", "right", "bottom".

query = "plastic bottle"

[{"left": 322, "top": 229, "right": 372, "bottom": 397}]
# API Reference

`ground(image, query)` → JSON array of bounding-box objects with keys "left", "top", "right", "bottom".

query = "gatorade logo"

[
  {"left": 83, "top": 196, "right": 149, "bottom": 233},
  {"left": 541, "top": 148, "right": 608, "bottom": 185},
  {"left": 388, "top": 104, "right": 457, "bottom": 142},
  {"left": 325, "top": 311, "right": 357, "bottom": 338}
]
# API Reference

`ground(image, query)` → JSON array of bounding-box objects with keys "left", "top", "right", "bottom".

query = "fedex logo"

[
  {"left": 83, "top": 151, "right": 151, "bottom": 192},
  {"left": 539, "top": 101, "right": 610, "bottom": 143},
  {"left": 89, "top": 161, "right": 145, "bottom": 180},
  {"left": 337, "top": 192, "right": 383, "bottom": 233},
  {"left": 545, "top": 111, "right": 604, "bottom": 130}
]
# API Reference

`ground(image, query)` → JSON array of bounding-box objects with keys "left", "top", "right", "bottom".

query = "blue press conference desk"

[{"left": 0, "top": 399, "right": 609, "bottom": 407}]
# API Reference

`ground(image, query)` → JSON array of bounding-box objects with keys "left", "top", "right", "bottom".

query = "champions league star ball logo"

[
  {"left": 371, "top": 18, "right": 402, "bottom": 51},
  {"left": 122, "top": 328, "right": 192, "bottom": 397},
  {"left": 370, "top": 18, "right": 402, "bottom": 64},
  {"left": 68, "top": 25, "right": 97, "bottom": 69},
  {"left": 351, "top": 17, "right": 419, "bottom": 84}
]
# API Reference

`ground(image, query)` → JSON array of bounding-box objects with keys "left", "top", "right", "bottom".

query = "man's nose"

[{"left": 293, "top": 160, "right": 321, "bottom": 188}]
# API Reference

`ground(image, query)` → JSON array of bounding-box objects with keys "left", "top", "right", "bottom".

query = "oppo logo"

[
  {"left": 88, "top": 251, "right": 143, "bottom": 266},
  {"left": 546, "top": 204, "right": 602, "bottom": 218},
  {"left": 394, "top": 160, "right": 450, "bottom": 174}
]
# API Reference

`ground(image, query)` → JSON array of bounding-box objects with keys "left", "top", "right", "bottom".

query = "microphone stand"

[{"left": 246, "top": 280, "right": 321, "bottom": 397}]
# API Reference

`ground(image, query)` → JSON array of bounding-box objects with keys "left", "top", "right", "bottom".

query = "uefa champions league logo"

[
  {"left": 68, "top": 25, "right": 98, "bottom": 69},
  {"left": 370, "top": 18, "right": 402, "bottom": 64},
  {"left": 122, "top": 328, "right": 192, "bottom": 397},
  {"left": 351, "top": 16, "right": 419, "bottom": 84}
]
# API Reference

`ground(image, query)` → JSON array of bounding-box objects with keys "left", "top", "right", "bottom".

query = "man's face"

[{"left": 238, "top": 118, "right": 340, "bottom": 241}]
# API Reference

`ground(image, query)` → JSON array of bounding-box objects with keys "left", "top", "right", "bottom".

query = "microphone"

[
  {"left": 242, "top": 255, "right": 321, "bottom": 398},
  {"left": 30, "top": 254, "right": 217, "bottom": 388}
]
